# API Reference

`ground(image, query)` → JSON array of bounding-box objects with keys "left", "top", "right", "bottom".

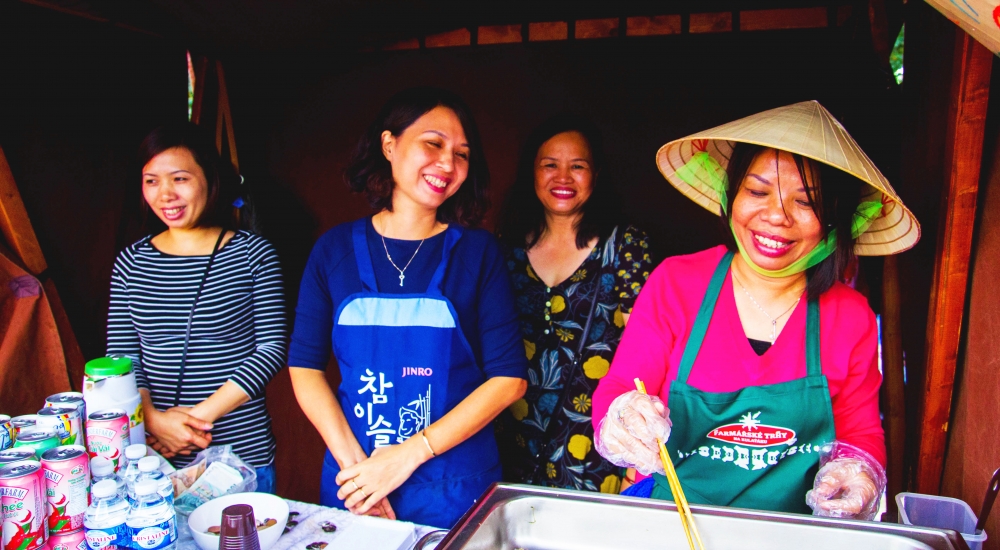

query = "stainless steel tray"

[{"left": 429, "top": 484, "right": 970, "bottom": 550}]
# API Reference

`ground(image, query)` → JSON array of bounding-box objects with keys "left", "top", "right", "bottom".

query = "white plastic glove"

[
  {"left": 595, "top": 390, "right": 672, "bottom": 476},
  {"left": 805, "top": 442, "right": 886, "bottom": 521}
]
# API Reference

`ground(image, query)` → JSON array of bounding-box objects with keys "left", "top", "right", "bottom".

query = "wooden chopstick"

[{"left": 634, "top": 378, "right": 706, "bottom": 550}]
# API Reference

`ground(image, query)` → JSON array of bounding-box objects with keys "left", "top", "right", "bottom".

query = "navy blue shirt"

[{"left": 289, "top": 217, "right": 528, "bottom": 381}]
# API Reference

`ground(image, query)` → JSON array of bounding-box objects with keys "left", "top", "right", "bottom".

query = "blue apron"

[{"left": 319, "top": 219, "right": 501, "bottom": 528}]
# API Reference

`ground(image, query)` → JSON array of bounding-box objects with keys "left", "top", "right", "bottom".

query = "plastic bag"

[
  {"left": 170, "top": 445, "right": 257, "bottom": 514},
  {"left": 805, "top": 441, "right": 886, "bottom": 521}
]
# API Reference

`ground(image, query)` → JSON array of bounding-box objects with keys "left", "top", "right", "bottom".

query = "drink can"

[
  {"left": 37, "top": 407, "right": 82, "bottom": 447},
  {"left": 0, "top": 416, "right": 12, "bottom": 451},
  {"left": 10, "top": 416, "right": 39, "bottom": 439},
  {"left": 41, "top": 446, "right": 89, "bottom": 536},
  {"left": 47, "top": 528, "right": 86, "bottom": 550},
  {"left": 45, "top": 394, "right": 86, "bottom": 428},
  {"left": 84, "top": 410, "right": 129, "bottom": 473},
  {"left": 0, "top": 450, "right": 37, "bottom": 466},
  {"left": 0, "top": 460, "right": 47, "bottom": 550},
  {"left": 13, "top": 431, "right": 60, "bottom": 457}
]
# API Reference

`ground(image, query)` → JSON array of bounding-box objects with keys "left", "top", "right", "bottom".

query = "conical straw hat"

[{"left": 656, "top": 100, "right": 920, "bottom": 256}]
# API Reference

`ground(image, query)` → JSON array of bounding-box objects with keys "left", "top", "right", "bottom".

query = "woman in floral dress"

[{"left": 496, "top": 114, "right": 653, "bottom": 492}]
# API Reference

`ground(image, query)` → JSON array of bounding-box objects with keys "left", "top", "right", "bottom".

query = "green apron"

[{"left": 650, "top": 251, "right": 836, "bottom": 514}]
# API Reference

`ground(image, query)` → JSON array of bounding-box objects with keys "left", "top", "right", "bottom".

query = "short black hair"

[
  {"left": 137, "top": 122, "right": 248, "bottom": 232},
  {"left": 498, "top": 113, "right": 620, "bottom": 250},
  {"left": 344, "top": 87, "right": 490, "bottom": 227},
  {"left": 722, "top": 143, "right": 862, "bottom": 300}
]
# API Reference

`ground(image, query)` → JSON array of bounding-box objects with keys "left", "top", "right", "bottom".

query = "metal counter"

[{"left": 425, "top": 484, "right": 969, "bottom": 550}]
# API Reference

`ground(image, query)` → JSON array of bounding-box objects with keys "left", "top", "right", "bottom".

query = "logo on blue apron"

[{"left": 397, "top": 386, "right": 432, "bottom": 443}]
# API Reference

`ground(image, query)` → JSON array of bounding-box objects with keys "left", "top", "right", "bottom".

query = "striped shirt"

[{"left": 107, "top": 230, "right": 288, "bottom": 468}]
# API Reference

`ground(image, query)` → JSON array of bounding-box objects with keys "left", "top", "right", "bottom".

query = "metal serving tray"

[{"left": 427, "top": 484, "right": 970, "bottom": 550}]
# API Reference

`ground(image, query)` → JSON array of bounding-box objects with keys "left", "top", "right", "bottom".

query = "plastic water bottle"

[
  {"left": 127, "top": 478, "right": 177, "bottom": 550},
  {"left": 84, "top": 479, "right": 130, "bottom": 550},
  {"left": 91, "top": 456, "right": 126, "bottom": 498},
  {"left": 120, "top": 443, "right": 146, "bottom": 504},
  {"left": 136, "top": 455, "right": 174, "bottom": 506}
]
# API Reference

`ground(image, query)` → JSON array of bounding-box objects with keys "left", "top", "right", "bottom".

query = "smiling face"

[
  {"left": 142, "top": 147, "right": 210, "bottom": 231},
  {"left": 730, "top": 149, "right": 824, "bottom": 272},
  {"left": 533, "top": 131, "right": 595, "bottom": 219},
  {"left": 382, "top": 105, "right": 470, "bottom": 214}
]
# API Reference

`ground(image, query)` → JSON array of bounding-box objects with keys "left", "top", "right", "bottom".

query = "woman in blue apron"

[
  {"left": 592, "top": 102, "right": 920, "bottom": 520},
  {"left": 287, "top": 87, "right": 528, "bottom": 529}
]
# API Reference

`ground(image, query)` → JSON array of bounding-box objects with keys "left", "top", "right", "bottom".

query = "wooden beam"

[
  {"left": 0, "top": 147, "right": 47, "bottom": 275},
  {"left": 190, "top": 55, "right": 208, "bottom": 125},
  {"left": 881, "top": 255, "right": 905, "bottom": 514},
  {"left": 214, "top": 61, "right": 239, "bottom": 173},
  {"left": 916, "top": 30, "right": 992, "bottom": 495}
]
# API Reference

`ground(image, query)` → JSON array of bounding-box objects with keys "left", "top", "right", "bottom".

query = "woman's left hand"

[
  {"left": 334, "top": 437, "right": 431, "bottom": 515},
  {"left": 805, "top": 442, "right": 886, "bottom": 521}
]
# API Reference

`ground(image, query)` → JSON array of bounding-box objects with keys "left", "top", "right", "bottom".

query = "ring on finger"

[{"left": 350, "top": 480, "right": 367, "bottom": 499}]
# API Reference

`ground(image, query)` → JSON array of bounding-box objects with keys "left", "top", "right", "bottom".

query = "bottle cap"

[
  {"left": 93, "top": 479, "right": 117, "bottom": 498},
  {"left": 138, "top": 456, "right": 160, "bottom": 472},
  {"left": 125, "top": 444, "right": 147, "bottom": 460},
  {"left": 135, "top": 479, "right": 158, "bottom": 496},
  {"left": 91, "top": 457, "right": 113, "bottom": 476},
  {"left": 84, "top": 356, "right": 133, "bottom": 377}
]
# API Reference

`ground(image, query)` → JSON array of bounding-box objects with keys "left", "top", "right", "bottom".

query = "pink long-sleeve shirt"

[{"left": 592, "top": 246, "right": 886, "bottom": 470}]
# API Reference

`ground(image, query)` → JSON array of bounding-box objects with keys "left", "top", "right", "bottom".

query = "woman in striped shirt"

[{"left": 106, "top": 123, "right": 287, "bottom": 492}]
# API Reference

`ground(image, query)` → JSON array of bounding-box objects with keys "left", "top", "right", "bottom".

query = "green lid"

[{"left": 85, "top": 356, "right": 133, "bottom": 377}]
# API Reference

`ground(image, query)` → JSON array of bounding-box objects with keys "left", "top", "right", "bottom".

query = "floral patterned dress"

[{"left": 497, "top": 225, "right": 653, "bottom": 493}]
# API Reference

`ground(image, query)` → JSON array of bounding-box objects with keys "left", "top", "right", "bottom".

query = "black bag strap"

[
  {"left": 172, "top": 229, "right": 227, "bottom": 408},
  {"left": 530, "top": 226, "right": 621, "bottom": 483}
]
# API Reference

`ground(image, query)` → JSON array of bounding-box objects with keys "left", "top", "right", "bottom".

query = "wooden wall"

[{"left": 941, "top": 58, "right": 1000, "bottom": 549}]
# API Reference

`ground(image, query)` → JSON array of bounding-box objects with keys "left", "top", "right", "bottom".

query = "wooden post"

[
  {"left": 916, "top": 31, "right": 992, "bottom": 495},
  {"left": 190, "top": 55, "right": 208, "bottom": 125},
  {"left": 214, "top": 60, "right": 239, "bottom": 173},
  {"left": 881, "top": 255, "right": 905, "bottom": 513}
]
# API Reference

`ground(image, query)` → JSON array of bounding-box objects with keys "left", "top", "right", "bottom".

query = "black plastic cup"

[{"left": 219, "top": 503, "right": 261, "bottom": 550}]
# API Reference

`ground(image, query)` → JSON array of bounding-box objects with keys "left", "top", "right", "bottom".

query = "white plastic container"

[
  {"left": 83, "top": 357, "right": 145, "bottom": 445},
  {"left": 896, "top": 492, "right": 987, "bottom": 550}
]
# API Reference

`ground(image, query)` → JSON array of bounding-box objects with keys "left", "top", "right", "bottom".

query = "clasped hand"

[
  {"left": 145, "top": 406, "right": 213, "bottom": 458},
  {"left": 335, "top": 442, "right": 425, "bottom": 520},
  {"left": 595, "top": 390, "right": 672, "bottom": 476}
]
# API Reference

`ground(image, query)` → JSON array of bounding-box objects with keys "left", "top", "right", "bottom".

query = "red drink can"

[
  {"left": 46, "top": 528, "right": 86, "bottom": 550},
  {"left": 10, "top": 416, "right": 38, "bottom": 440},
  {"left": 0, "top": 460, "right": 47, "bottom": 550},
  {"left": 36, "top": 408, "right": 81, "bottom": 447},
  {"left": 0, "top": 450, "right": 37, "bottom": 466},
  {"left": 40, "top": 446, "right": 89, "bottom": 536},
  {"left": 84, "top": 411, "right": 129, "bottom": 473}
]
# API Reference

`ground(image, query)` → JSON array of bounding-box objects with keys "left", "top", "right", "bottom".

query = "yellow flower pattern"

[{"left": 500, "top": 225, "right": 653, "bottom": 492}]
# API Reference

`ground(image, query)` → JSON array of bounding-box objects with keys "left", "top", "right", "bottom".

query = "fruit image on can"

[
  {"left": 12, "top": 432, "right": 59, "bottom": 458},
  {"left": 0, "top": 418, "right": 11, "bottom": 452},
  {"left": 45, "top": 394, "right": 86, "bottom": 427},
  {"left": 36, "top": 408, "right": 81, "bottom": 447},
  {"left": 47, "top": 528, "right": 86, "bottom": 550},
  {"left": 0, "top": 451, "right": 36, "bottom": 467},
  {"left": 41, "top": 446, "right": 90, "bottom": 536},
  {"left": 9, "top": 417, "right": 38, "bottom": 440},
  {"left": 0, "top": 460, "right": 47, "bottom": 550},
  {"left": 84, "top": 411, "right": 129, "bottom": 473}
]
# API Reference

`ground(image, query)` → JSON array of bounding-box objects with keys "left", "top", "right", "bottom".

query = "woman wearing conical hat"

[{"left": 591, "top": 101, "right": 919, "bottom": 519}]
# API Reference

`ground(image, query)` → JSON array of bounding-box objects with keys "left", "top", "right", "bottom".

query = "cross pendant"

[
  {"left": 399, "top": 273, "right": 405, "bottom": 287},
  {"left": 770, "top": 320, "right": 777, "bottom": 344}
]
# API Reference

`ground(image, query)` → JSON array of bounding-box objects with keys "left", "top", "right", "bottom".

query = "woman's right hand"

[
  {"left": 595, "top": 390, "right": 672, "bottom": 476},
  {"left": 144, "top": 407, "right": 213, "bottom": 455}
]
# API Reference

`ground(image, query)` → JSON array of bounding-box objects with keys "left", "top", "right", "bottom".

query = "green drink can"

[{"left": 13, "top": 430, "right": 60, "bottom": 456}]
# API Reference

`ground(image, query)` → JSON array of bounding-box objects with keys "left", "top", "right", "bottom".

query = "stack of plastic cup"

[{"left": 219, "top": 504, "right": 261, "bottom": 550}]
